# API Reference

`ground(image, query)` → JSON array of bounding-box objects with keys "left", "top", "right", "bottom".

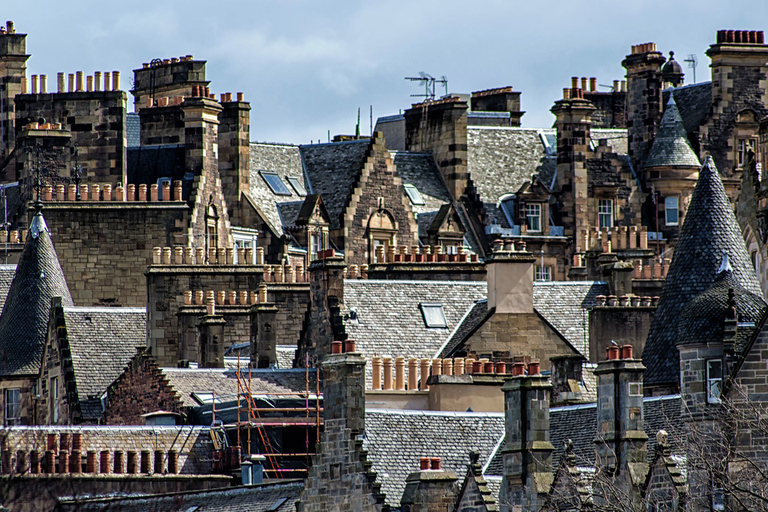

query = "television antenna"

[
  {"left": 405, "top": 72, "right": 448, "bottom": 101},
  {"left": 684, "top": 54, "right": 697, "bottom": 84}
]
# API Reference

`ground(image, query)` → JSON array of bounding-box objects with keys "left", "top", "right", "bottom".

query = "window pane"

[
  {"left": 598, "top": 200, "right": 613, "bottom": 229},
  {"left": 421, "top": 303, "right": 447, "bottom": 328},
  {"left": 525, "top": 204, "right": 541, "bottom": 232},
  {"left": 665, "top": 196, "right": 679, "bottom": 226},
  {"left": 707, "top": 360, "right": 722, "bottom": 403},
  {"left": 286, "top": 177, "right": 307, "bottom": 196},
  {"left": 260, "top": 171, "right": 292, "bottom": 196},
  {"left": 403, "top": 184, "right": 425, "bottom": 206},
  {"left": 535, "top": 265, "right": 552, "bottom": 282}
]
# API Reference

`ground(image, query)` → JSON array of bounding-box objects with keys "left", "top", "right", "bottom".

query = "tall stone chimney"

[
  {"left": 593, "top": 344, "right": 648, "bottom": 507},
  {"left": 401, "top": 458, "right": 458, "bottom": 512},
  {"left": 198, "top": 305, "right": 226, "bottom": 368},
  {"left": 218, "top": 96, "right": 251, "bottom": 226},
  {"left": 0, "top": 22, "right": 29, "bottom": 165},
  {"left": 486, "top": 241, "right": 535, "bottom": 315},
  {"left": 251, "top": 284, "right": 278, "bottom": 368},
  {"left": 499, "top": 362, "right": 554, "bottom": 512}
]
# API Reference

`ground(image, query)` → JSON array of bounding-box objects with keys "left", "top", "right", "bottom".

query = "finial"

[
  {"left": 718, "top": 251, "right": 733, "bottom": 273},
  {"left": 669, "top": 51, "right": 675, "bottom": 60},
  {"left": 667, "top": 92, "right": 676, "bottom": 106}
]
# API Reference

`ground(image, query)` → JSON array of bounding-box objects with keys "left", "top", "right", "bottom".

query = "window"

[
  {"left": 260, "top": 171, "right": 292, "bottom": 196},
  {"left": 711, "top": 487, "right": 725, "bottom": 511},
  {"left": 205, "top": 204, "right": 219, "bottom": 258},
  {"left": 499, "top": 195, "right": 516, "bottom": 227},
  {"left": 50, "top": 377, "right": 59, "bottom": 423},
  {"left": 535, "top": 265, "right": 552, "bottom": 282},
  {"left": 403, "top": 184, "right": 425, "bottom": 206},
  {"left": 286, "top": 177, "right": 307, "bottom": 197},
  {"left": 233, "top": 228, "right": 258, "bottom": 264},
  {"left": 372, "top": 239, "right": 386, "bottom": 263},
  {"left": 420, "top": 303, "right": 447, "bottom": 328},
  {"left": 737, "top": 138, "right": 756, "bottom": 168},
  {"left": 310, "top": 232, "right": 323, "bottom": 262},
  {"left": 525, "top": 203, "right": 541, "bottom": 232},
  {"left": 4, "top": 388, "right": 20, "bottom": 426},
  {"left": 598, "top": 199, "right": 613, "bottom": 229},
  {"left": 707, "top": 359, "right": 722, "bottom": 404},
  {"left": 157, "top": 177, "right": 172, "bottom": 200},
  {"left": 664, "top": 196, "right": 679, "bottom": 226}
]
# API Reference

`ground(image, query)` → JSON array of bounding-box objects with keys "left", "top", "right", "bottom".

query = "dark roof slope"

[
  {"left": 663, "top": 82, "right": 712, "bottom": 138},
  {"left": 64, "top": 307, "right": 147, "bottom": 401},
  {"left": 364, "top": 409, "right": 504, "bottom": 507},
  {"left": 301, "top": 140, "right": 370, "bottom": 230},
  {"left": 391, "top": 151, "right": 452, "bottom": 215},
  {"left": 126, "top": 112, "right": 141, "bottom": 147},
  {"left": 0, "top": 212, "right": 73, "bottom": 376},
  {"left": 643, "top": 158, "right": 763, "bottom": 387},
  {"left": 0, "top": 264, "right": 16, "bottom": 312},
  {"left": 55, "top": 479, "right": 304, "bottom": 512},
  {"left": 644, "top": 95, "right": 701, "bottom": 168}
]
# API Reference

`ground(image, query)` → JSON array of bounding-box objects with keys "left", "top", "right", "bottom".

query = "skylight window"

[
  {"left": 286, "top": 176, "right": 307, "bottom": 196},
  {"left": 403, "top": 184, "right": 425, "bottom": 205},
  {"left": 420, "top": 303, "right": 447, "bottom": 328},
  {"left": 260, "top": 171, "right": 292, "bottom": 196}
]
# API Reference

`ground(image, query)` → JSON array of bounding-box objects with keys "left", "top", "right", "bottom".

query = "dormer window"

[{"left": 525, "top": 203, "right": 541, "bottom": 232}]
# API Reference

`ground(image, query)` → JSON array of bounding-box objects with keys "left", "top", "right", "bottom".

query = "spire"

[
  {"left": 643, "top": 157, "right": 762, "bottom": 388},
  {"left": 0, "top": 211, "right": 73, "bottom": 376},
  {"left": 643, "top": 93, "right": 701, "bottom": 168}
]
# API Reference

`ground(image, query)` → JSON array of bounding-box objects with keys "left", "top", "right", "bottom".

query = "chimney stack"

[
  {"left": 250, "top": 284, "right": 278, "bottom": 368},
  {"left": 198, "top": 308, "right": 226, "bottom": 368},
  {"left": 486, "top": 242, "right": 535, "bottom": 314},
  {"left": 400, "top": 457, "right": 458, "bottom": 512}
]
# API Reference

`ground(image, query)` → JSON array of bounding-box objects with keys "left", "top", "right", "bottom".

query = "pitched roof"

[
  {"left": 591, "top": 128, "right": 628, "bottom": 155},
  {"left": 643, "top": 158, "right": 763, "bottom": 387},
  {"left": 248, "top": 142, "right": 308, "bottom": 236},
  {"left": 340, "top": 280, "right": 487, "bottom": 384},
  {"left": 301, "top": 140, "right": 370, "bottom": 230},
  {"left": 483, "top": 394, "right": 685, "bottom": 477},
  {"left": 0, "top": 212, "right": 73, "bottom": 376},
  {"left": 55, "top": 481, "right": 304, "bottom": 512},
  {"left": 643, "top": 95, "right": 701, "bottom": 168},
  {"left": 441, "top": 281, "right": 609, "bottom": 359},
  {"left": 467, "top": 127, "right": 556, "bottom": 226},
  {"left": 364, "top": 409, "right": 504, "bottom": 507},
  {"left": 0, "top": 264, "right": 16, "bottom": 312},
  {"left": 162, "top": 368, "right": 317, "bottom": 407},
  {"left": 275, "top": 201, "right": 304, "bottom": 231},
  {"left": 63, "top": 307, "right": 147, "bottom": 402},
  {"left": 391, "top": 151, "right": 452, "bottom": 216},
  {"left": 663, "top": 82, "right": 712, "bottom": 138}
]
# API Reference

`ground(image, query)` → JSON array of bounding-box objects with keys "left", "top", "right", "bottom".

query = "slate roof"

[
  {"left": 0, "top": 264, "right": 16, "bottom": 312},
  {"left": 643, "top": 95, "right": 701, "bottom": 168},
  {"left": 591, "top": 128, "right": 628, "bottom": 155},
  {"left": 391, "top": 151, "right": 452, "bottom": 216},
  {"left": 126, "top": 112, "right": 141, "bottom": 147},
  {"left": 276, "top": 201, "right": 304, "bottom": 230},
  {"left": 0, "top": 212, "right": 73, "bottom": 376},
  {"left": 643, "top": 158, "right": 763, "bottom": 387},
  {"left": 340, "top": 280, "right": 487, "bottom": 384},
  {"left": 467, "top": 127, "right": 556, "bottom": 226},
  {"left": 126, "top": 144, "right": 187, "bottom": 187},
  {"left": 55, "top": 481, "right": 304, "bottom": 512},
  {"left": 248, "top": 143, "right": 308, "bottom": 236},
  {"left": 300, "top": 140, "right": 370, "bottom": 230},
  {"left": 364, "top": 409, "right": 504, "bottom": 507},
  {"left": 162, "top": 368, "right": 316, "bottom": 407},
  {"left": 63, "top": 307, "right": 146, "bottom": 408},
  {"left": 677, "top": 268, "right": 766, "bottom": 346},
  {"left": 440, "top": 281, "right": 609, "bottom": 359},
  {"left": 663, "top": 82, "right": 712, "bottom": 139},
  {"left": 484, "top": 394, "right": 685, "bottom": 476}
]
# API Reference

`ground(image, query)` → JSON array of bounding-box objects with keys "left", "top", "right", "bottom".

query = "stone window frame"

[
  {"left": 664, "top": 196, "right": 679, "bottom": 226},
  {"left": 4, "top": 388, "right": 20, "bottom": 426},
  {"left": 706, "top": 359, "right": 723, "bottom": 404},
  {"left": 367, "top": 208, "right": 397, "bottom": 264},
  {"left": 598, "top": 199, "right": 614, "bottom": 229},
  {"left": 525, "top": 203, "right": 542, "bottom": 232}
]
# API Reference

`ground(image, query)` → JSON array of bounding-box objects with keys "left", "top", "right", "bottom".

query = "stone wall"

[{"left": 589, "top": 306, "right": 655, "bottom": 363}]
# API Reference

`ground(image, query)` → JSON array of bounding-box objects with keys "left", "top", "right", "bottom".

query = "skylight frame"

[
  {"left": 403, "top": 184, "right": 426, "bottom": 205},
  {"left": 260, "top": 171, "right": 292, "bottom": 196},
  {"left": 286, "top": 176, "right": 307, "bottom": 197},
  {"left": 420, "top": 302, "right": 448, "bottom": 328}
]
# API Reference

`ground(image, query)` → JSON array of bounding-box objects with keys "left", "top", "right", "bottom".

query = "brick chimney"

[
  {"left": 593, "top": 344, "right": 648, "bottom": 506},
  {"left": 400, "top": 457, "right": 458, "bottom": 512},
  {"left": 198, "top": 301, "right": 226, "bottom": 368},
  {"left": 486, "top": 241, "right": 535, "bottom": 314},
  {"left": 622, "top": 43, "right": 666, "bottom": 170},
  {"left": 251, "top": 284, "right": 278, "bottom": 368},
  {"left": 499, "top": 362, "right": 553, "bottom": 512}
]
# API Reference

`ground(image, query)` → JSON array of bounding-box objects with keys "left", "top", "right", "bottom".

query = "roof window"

[
  {"left": 404, "top": 184, "right": 425, "bottom": 205},
  {"left": 420, "top": 303, "right": 447, "bottom": 328},
  {"left": 286, "top": 176, "right": 307, "bottom": 196},
  {"left": 260, "top": 171, "right": 292, "bottom": 196}
]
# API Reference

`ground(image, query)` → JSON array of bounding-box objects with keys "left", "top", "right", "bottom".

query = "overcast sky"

[{"left": 6, "top": 1, "right": 768, "bottom": 144}]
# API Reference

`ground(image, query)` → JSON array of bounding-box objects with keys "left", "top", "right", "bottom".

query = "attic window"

[
  {"left": 420, "top": 303, "right": 447, "bottom": 328},
  {"left": 286, "top": 176, "right": 307, "bottom": 196},
  {"left": 260, "top": 171, "right": 292, "bottom": 196},
  {"left": 403, "top": 184, "right": 425, "bottom": 205}
]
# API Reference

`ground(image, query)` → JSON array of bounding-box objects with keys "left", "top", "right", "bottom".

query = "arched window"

[
  {"left": 368, "top": 208, "right": 396, "bottom": 263},
  {"left": 205, "top": 201, "right": 218, "bottom": 258}
]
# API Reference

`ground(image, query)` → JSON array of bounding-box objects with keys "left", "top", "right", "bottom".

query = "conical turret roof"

[
  {"left": 643, "top": 157, "right": 762, "bottom": 387},
  {"left": 643, "top": 94, "right": 701, "bottom": 168},
  {"left": 0, "top": 211, "right": 73, "bottom": 376}
]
